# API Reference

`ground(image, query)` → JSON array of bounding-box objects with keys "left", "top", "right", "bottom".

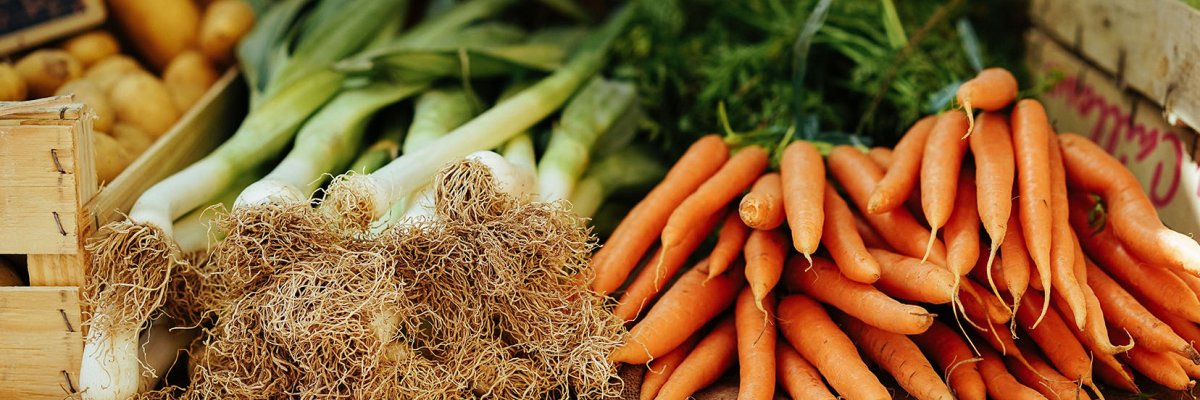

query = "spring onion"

[{"left": 535, "top": 77, "right": 636, "bottom": 201}]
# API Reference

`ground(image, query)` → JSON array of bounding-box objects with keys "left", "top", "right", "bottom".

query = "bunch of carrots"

[{"left": 593, "top": 66, "right": 1200, "bottom": 399}]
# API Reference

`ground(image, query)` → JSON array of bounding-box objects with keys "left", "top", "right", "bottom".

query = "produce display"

[
  {"left": 0, "top": 0, "right": 254, "bottom": 183},
  {"left": 0, "top": 0, "right": 1198, "bottom": 399}
]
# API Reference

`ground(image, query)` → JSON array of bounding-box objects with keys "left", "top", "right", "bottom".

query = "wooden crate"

[{"left": 0, "top": 69, "right": 244, "bottom": 399}]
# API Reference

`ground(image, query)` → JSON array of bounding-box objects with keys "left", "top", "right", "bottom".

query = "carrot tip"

[
  {"left": 961, "top": 100, "right": 975, "bottom": 139},
  {"left": 1031, "top": 289, "right": 1050, "bottom": 330},
  {"left": 920, "top": 228, "right": 938, "bottom": 264}
]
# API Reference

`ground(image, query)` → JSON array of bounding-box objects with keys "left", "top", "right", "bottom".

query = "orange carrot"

[
  {"left": 739, "top": 172, "right": 785, "bottom": 230},
  {"left": 655, "top": 315, "right": 738, "bottom": 399},
  {"left": 1058, "top": 290, "right": 1137, "bottom": 390},
  {"left": 1145, "top": 300, "right": 1200, "bottom": 356},
  {"left": 784, "top": 255, "right": 935, "bottom": 334},
  {"left": 822, "top": 184, "right": 882, "bottom": 283},
  {"left": 1119, "top": 331, "right": 1196, "bottom": 391},
  {"left": 735, "top": 287, "right": 775, "bottom": 400},
  {"left": 744, "top": 228, "right": 787, "bottom": 311},
  {"left": 611, "top": 263, "right": 745, "bottom": 364},
  {"left": 1087, "top": 258, "right": 1200, "bottom": 361},
  {"left": 776, "top": 341, "right": 836, "bottom": 400},
  {"left": 840, "top": 314, "right": 954, "bottom": 400},
  {"left": 957, "top": 68, "right": 1018, "bottom": 136},
  {"left": 1171, "top": 268, "right": 1200, "bottom": 301},
  {"left": 868, "top": 147, "right": 894, "bottom": 169},
  {"left": 969, "top": 252, "right": 1008, "bottom": 293},
  {"left": 779, "top": 141, "right": 825, "bottom": 259},
  {"left": 975, "top": 344, "right": 1047, "bottom": 400},
  {"left": 1172, "top": 353, "right": 1200, "bottom": 380},
  {"left": 1006, "top": 348, "right": 1092, "bottom": 400},
  {"left": 1011, "top": 99, "right": 1055, "bottom": 328},
  {"left": 614, "top": 210, "right": 724, "bottom": 322},
  {"left": 1059, "top": 133, "right": 1200, "bottom": 278},
  {"left": 962, "top": 295, "right": 1025, "bottom": 365},
  {"left": 920, "top": 111, "right": 971, "bottom": 263},
  {"left": 706, "top": 211, "right": 751, "bottom": 280},
  {"left": 592, "top": 135, "right": 729, "bottom": 294},
  {"left": 912, "top": 321, "right": 987, "bottom": 400},
  {"left": 1014, "top": 291, "right": 1095, "bottom": 388},
  {"left": 639, "top": 333, "right": 701, "bottom": 400},
  {"left": 869, "top": 248, "right": 956, "bottom": 305},
  {"left": 828, "top": 145, "right": 948, "bottom": 264},
  {"left": 1093, "top": 359, "right": 1140, "bottom": 394},
  {"left": 1000, "top": 206, "right": 1032, "bottom": 310},
  {"left": 1048, "top": 135, "right": 1088, "bottom": 328},
  {"left": 852, "top": 210, "right": 890, "bottom": 250},
  {"left": 777, "top": 295, "right": 890, "bottom": 400},
  {"left": 961, "top": 277, "right": 1011, "bottom": 325},
  {"left": 945, "top": 167, "right": 981, "bottom": 283},
  {"left": 659, "top": 145, "right": 768, "bottom": 283},
  {"left": 869, "top": 115, "right": 937, "bottom": 214},
  {"left": 969, "top": 112, "right": 1015, "bottom": 281}
]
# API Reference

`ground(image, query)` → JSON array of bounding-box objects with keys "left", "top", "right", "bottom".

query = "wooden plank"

[
  {"left": 27, "top": 106, "right": 98, "bottom": 287},
  {"left": 1029, "top": 0, "right": 1200, "bottom": 131},
  {"left": 0, "top": 287, "right": 84, "bottom": 400},
  {"left": 26, "top": 254, "right": 86, "bottom": 287},
  {"left": 0, "top": 123, "right": 82, "bottom": 255},
  {"left": 1026, "top": 28, "right": 1200, "bottom": 236}
]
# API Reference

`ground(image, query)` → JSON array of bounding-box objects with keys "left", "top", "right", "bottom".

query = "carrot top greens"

[{"left": 609, "top": 0, "right": 1027, "bottom": 154}]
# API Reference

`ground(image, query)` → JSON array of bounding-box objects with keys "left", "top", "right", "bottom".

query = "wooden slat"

[
  {"left": 0, "top": 287, "right": 84, "bottom": 400},
  {"left": 0, "top": 124, "right": 82, "bottom": 255},
  {"left": 1029, "top": 0, "right": 1200, "bottom": 131},
  {"left": 89, "top": 69, "right": 246, "bottom": 226}
]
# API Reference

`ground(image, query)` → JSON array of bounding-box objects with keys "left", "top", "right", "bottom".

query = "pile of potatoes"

[{"left": 0, "top": 0, "right": 254, "bottom": 184}]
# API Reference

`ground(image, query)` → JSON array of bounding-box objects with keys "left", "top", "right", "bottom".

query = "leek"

[
  {"left": 569, "top": 146, "right": 667, "bottom": 218},
  {"left": 536, "top": 77, "right": 636, "bottom": 201},
  {"left": 347, "top": 112, "right": 407, "bottom": 174},
  {"left": 326, "top": 5, "right": 636, "bottom": 224},
  {"left": 394, "top": 87, "right": 481, "bottom": 223}
]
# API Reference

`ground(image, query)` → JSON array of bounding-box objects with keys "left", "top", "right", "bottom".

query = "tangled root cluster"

[
  {"left": 179, "top": 158, "right": 626, "bottom": 399},
  {"left": 85, "top": 222, "right": 184, "bottom": 336}
]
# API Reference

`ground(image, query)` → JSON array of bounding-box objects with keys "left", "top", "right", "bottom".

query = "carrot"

[
  {"left": 592, "top": 135, "right": 729, "bottom": 294},
  {"left": 1172, "top": 353, "right": 1200, "bottom": 380},
  {"left": 1144, "top": 300, "right": 1200, "bottom": 355},
  {"left": 1120, "top": 331, "right": 1196, "bottom": 391},
  {"left": 868, "top": 147, "right": 894, "bottom": 169},
  {"left": 1093, "top": 359, "right": 1140, "bottom": 394},
  {"left": 614, "top": 211, "right": 724, "bottom": 322},
  {"left": 1171, "top": 267, "right": 1200, "bottom": 301},
  {"left": 868, "top": 115, "right": 937, "bottom": 214},
  {"left": 1062, "top": 231, "right": 1131, "bottom": 356},
  {"left": 639, "top": 333, "right": 701, "bottom": 400},
  {"left": 840, "top": 314, "right": 954, "bottom": 400},
  {"left": 828, "top": 145, "right": 947, "bottom": 264},
  {"left": 706, "top": 211, "right": 751, "bottom": 280},
  {"left": 1006, "top": 348, "right": 1092, "bottom": 400},
  {"left": 919, "top": 110, "right": 971, "bottom": 262},
  {"left": 775, "top": 341, "right": 836, "bottom": 400},
  {"left": 777, "top": 295, "right": 890, "bottom": 400},
  {"left": 1048, "top": 134, "right": 1088, "bottom": 328},
  {"left": 969, "top": 111, "right": 1015, "bottom": 283},
  {"left": 1014, "top": 291, "right": 1095, "bottom": 389},
  {"left": 852, "top": 210, "right": 890, "bottom": 250},
  {"left": 784, "top": 255, "right": 935, "bottom": 334},
  {"left": 655, "top": 315, "right": 738, "bottom": 399},
  {"left": 957, "top": 68, "right": 1018, "bottom": 137},
  {"left": 1000, "top": 206, "right": 1032, "bottom": 310},
  {"left": 912, "top": 321, "right": 987, "bottom": 400},
  {"left": 744, "top": 228, "right": 788, "bottom": 312},
  {"left": 659, "top": 145, "right": 768, "bottom": 283},
  {"left": 822, "top": 184, "right": 882, "bottom": 283},
  {"left": 1058, "top": 291, "right": 1137, "bottom": 391},
  {"left": 961, "top": 277, "right": 1011, "bottom": 325},
  {"left": 1059, "top": 133, "right": 1200, "bottom": 278},
  {"left": 739, "top": 172, "right": 785, "bottom": 230},
  {"left": 975, "top": 344, "right": 1047, "bottom": 400},
  {"left": 970, "top": 251, "right": 1008, "bottom": 293},
  {"left": 735, "top": 287, "right": 775, "bottom": 400},
  {"left": 868, "top": 248, "right": 956, "bottom": 305},
  {"left": 1088, "top": 259, "right": 1200, "bottom": 361},
  {"left": 610, "top": 263, "right": 745, "bottom": 364},
  {"left": 962, "top": 295, "right": 1025, "bottom": 364},
  {"left": 780, "top": 141, "right": 825, "bottom": 259},
  {"left": 945, "top": 167, "right": 982, "bottom": 283},
  {"left": 1068, "top": 193, "right": 1200, "bottom": 322},
  {"left": 1011, "top": 99, "right": 1055, "bottom": 328}
]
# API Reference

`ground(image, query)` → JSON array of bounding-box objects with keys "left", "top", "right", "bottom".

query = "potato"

[
  {"left": 14, "top": 50, "right": 84, "bottom": 98},
  {"left": 109, "top": 0, "right": 200, "bottom": 71},
  {"left": 93, "top": 132, "right": 133, "bottom": 183},
  {"left": 198, "top": 0, "right": 255, "bottom": 66},
  {"left": 111, "top": 123, "right": 155, "bottom": 157},
  {"left": 61, "top": 31, "right": 121, "bottom": 68},
  {"left": 0, "top": 257, "right": 22, "bottom": 286},
  {"left": 85, "top": 55, "right": 144, "bottom": 94},
  {"left": 55, "top": 80, "right": 114, "bottom": 132},
  {"left": 163, "top": 50, "right": 219, "bottom": 111},
  {"left": 110, "top": 72, "right": 180, "bottom": 137},
  {"left": 0, "top": 63, "right": 26, "bottom": 101}
]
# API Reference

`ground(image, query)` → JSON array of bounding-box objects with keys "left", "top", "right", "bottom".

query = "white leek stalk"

[
  {"left": 535, "top": 77, "right": 636, "bottom": 201},
  {"left": 569, "top": 146, "right": 667, "bottom": 218},
  {"left": 328, "top": 5, "right": 635, "bottom": 221},
  {"left": 79, "top": 326, "right": 140, "bottom": 400}
]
